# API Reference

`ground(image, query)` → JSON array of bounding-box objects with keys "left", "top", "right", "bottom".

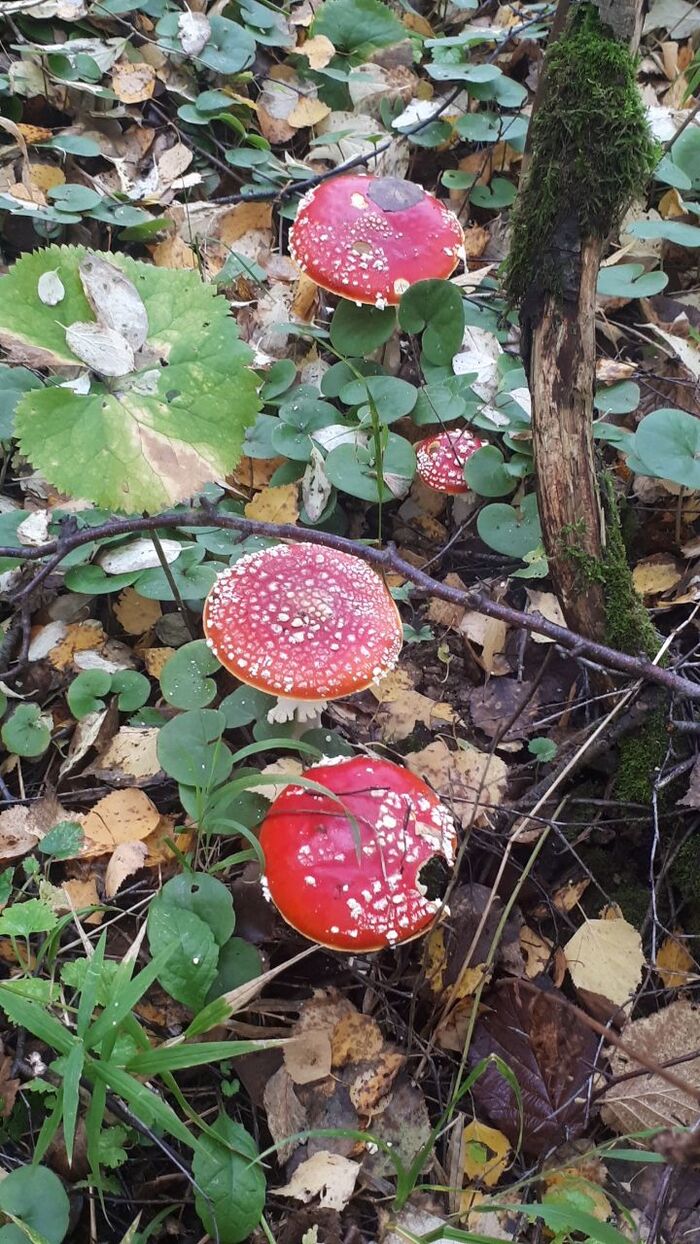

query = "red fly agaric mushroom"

[
  {"left": 203, "top": 542, "right": 403, "bottom": 724},
  {"left": 415, "top": 427, "right": 486, "bottom": 495},
  {"left": 288, "top": 173, "right": 465, "bottom": 310},
  {"left": 259, "top": 755, "right": 457, "bottom": 951}
]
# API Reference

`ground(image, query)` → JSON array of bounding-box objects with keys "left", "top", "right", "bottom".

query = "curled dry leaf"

[
  {"left": 65, "top": 322, "right": 134, "bottom": 377},
  {"left": 37, "top": 271, "right": 65, "bottom": 306},
  {"left": 284, "top": 1031, "right": 333, "bottom": 1085},
  {"left": 78, "top": 255, "right": 149, "bottom": 351},
  {"left": 98, "top": 538, "right": 182, "bottom": 575},
  {"left": 371, "top": 668, "right": 458, "bottom": 743},
  {"left": 656, "top": 932, "right": 696, "bottom": 989},
  {"left": 277, "top": 1152, "right": 360, "bottom": 1212},
  {"left": 104, "top": 839, "right": 148, "bottom": 898},
  {"left": 296, "top": 34, "right": 335, "bottom": 69},
  {"left": 263, "top": 1067, "right": 307, "bottom": 1164}
]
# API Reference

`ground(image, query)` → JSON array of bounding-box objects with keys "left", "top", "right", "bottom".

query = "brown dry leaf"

[
  {"left": 405, "top": 738, "right": 507, "bottom": 829},
  {"left": 111, "top": 61, "right": 156, "bottom": 103},
  {"left": 539, "top": 878, "right": 590, "bottom": 914},
  {"left": 59, "top": 706, "right": 115, "bottom": 779},
  {"left": 151, "top": 236, "right": 197, "bottom": 269},
  {"left": 596, "top": 358, "right": 636, "bottom": 384},
  {"left": 141, "top": 647, "right": 176, "bottom": 678},
  {"left": 332, "top": 1013, "right": 384, "bottom": 1067},
  {"left": 0, "top": 1053, "right": 20, "bottom": 1120},
  {"left": 258, "top": 65, "right": 307, "bottom": 144},
  {"left": 631, "top": 554, "right": 682, "bottom": 597},
  {"left": 296, "top": 34, "right": 335, "bottom": 68},
  {"left": 60, "top": 878, "right": 102, "bottom": 925},
  {"left": 427, "top": 574, "right": 467, "bottom": 630},
  {"left": 525, "top": 590, "right": 566, "bottom": 644},
  {"left": 244, "top": 482, "right": 299, "bottom": 524},
  {"left": 104, "top": 840, "right": 148, "bottom": 898},
  {"left": 114, "top": 588, "right": 162, "bottom": 635},
  {"left": 17, "top": 125, "right": 53, "bottom": 144},
  {"left": 288, "top": 96, "right": 331, "bottom": 129},
  {"left": 284, "top": 1031, "right": 333, "bottom": 1085},
  {"left": 143, "top": 819, "right": 192, "bottom": 867},
  {"left": 520, "top": 926, "right": 553, "bottom": 978},
  {"left": 659, "top": 187, "right": 686, "bottom": 218},
  {"left": 371, "top": 669, "right": 458, "bottom": 743},
  {"left": 656, "top": 931, "right": 696, "bottom": 989},
  {"left": 296, "top": 990, "right": 357, "bottom": 1038},
  {"left": 459, "top": 612, "right": 510, "bottom": 676},
  {"left": 563, "top": 916, "right": 644, "bottom": 1009},
  {"left": 349, "top": 1052, "right": 404, "bottom": 1115},
  {"left": 85, "top": 726, "right": 162, "bottom": 786},
  {"left": 602, "top": 1000, "right": 700, "bottom": 1133},
  {"left": 0, "top": 806, "right": 40, "bottom": 865},
  {"left": 218, "top": 201, "right": 273, "bottom": 244},
  {"left": 291, "top": 273, "right": 319, "bottom": 322},
  {"left": 81, "top": 789, "right": 161, "bottom": 851},
  {"left": 263, "top": 1067, "right": 307, "bottom": 1163},
  {"left": 47, "top": 620, "right": 106, "bottom": 671},
  {"left": 463, "top": 224, "right": 490, "bottom": 258},
  {"left": 29, "top": 163, "right": 66, "bottom": 194},
  {"left": 277, "top": 1152, "right": 360, "bottom": 1212}
]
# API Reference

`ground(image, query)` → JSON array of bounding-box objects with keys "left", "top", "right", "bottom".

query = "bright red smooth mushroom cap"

[
  {"left": 415, "top": 427, "right": 486, "bottom": 494},
  {"left": 259, "top": 755, "right": 457, "bottom": 952},
  {"left": 203, "top": 543, "right": 403, "bottom": 704},
  {"left": 288, "top": 173, "right": 465, "bottom": 309}
]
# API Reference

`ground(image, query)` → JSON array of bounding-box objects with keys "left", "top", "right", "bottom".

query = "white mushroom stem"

[{"left": 266, "top": 697, "right": 328, "bottom": 728}]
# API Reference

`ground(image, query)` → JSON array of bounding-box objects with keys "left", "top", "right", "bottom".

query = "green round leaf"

[
  {"left": 160, "top": 640, "right": 220, "bottom": 709},
  {"left": 477, "top": 492, "right": 541, "bottom": 558},
  {"left": 593, "top": 381, "right": 640, "bottom": 415},
  {"left": 0, "top": 1165, "right": 69, "bottom": 1244},
  {"left": 470, "top": 178, "right": 517, "bottom": 209},
  {"left": 465, "top": 444, "right": 516, "bottom": 497},
  {"left": 329, "top": 301, "right": 396, "bottom": 355},
  {"left": 325, "top": 433, "right": 416, "bottom": 502},
  {"left": 627, "top": 219, "right": 700, "bottom": 247},
  {"left": 156, "top": 709, "right": 233, "bottom": 787},
  {"left": 67, "top": 669, "right": 111, "bottom": 719},
  {"left": 631, "top": 407, "right": 700, "bottom": 490},
  {"left": 340, "top": 375, "right": 417, "bottom": 424},
  {"left": 220, "top": 685, "right": 276, "bottom": 727},
  {"left": 6, "top": 246, "right": 260, "bottom": 514},
  {"left": 38, "top": 820, "right": 84, "bottom": 859},
  {"left": 1, "top": 703, "right": 51, "bottom": 757},
  {"left": 596, "top": 263, "right": 668, "bottom": 299},
  {"left": 63, "top": 563, "right": 140, "bottom": 594},
  {"left": 111, "top": 670, "right": 151, "bottom": 712},
  {"left": 528, "top": 737, "right": 557, "bottom": 762},
  {"left": 192, "top": 1113, "right": 265, "bottom": 1244},
  {"left": 206, "top": 936, "right": 262, "bottom": 1002},
  {"left": 135, "top": 546, "right": 217, "bottom": 601},
  {"left": 47, "top": 184, "right": 102, "bottom": 212},
  {"left": 155, "top": 871, "right": 235, "bottom": 946},
  {"left": 272, "top": 397, "right": 338, "bottom": 460},
  {"left": 399, "top": 280, "right": 465, "bottom": 366},
  {"left": 147, "top": 903, "right": 219, "bottom": 1011}
]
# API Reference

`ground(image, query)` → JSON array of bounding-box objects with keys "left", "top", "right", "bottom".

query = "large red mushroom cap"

[
  {"left": 415, "top": 427, "right": 486, "bottom": 495},
  {"left": 288, "top": 173, "right": 465, "bottom": 309},
  {"left": 259, "top": 755, "right": 457, "bottom": 952},
  {"left": 203, "top": 543, "right": 403, "bottom": 720}
]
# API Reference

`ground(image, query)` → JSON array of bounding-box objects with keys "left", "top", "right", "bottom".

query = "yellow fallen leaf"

[
  {"left": 151, "top": 235, "right": 198, "bottom": 269},
  {"left": 141, "top": 647, "right": 176, "bottom": 678},
  {"left": 659, "top": 187, "right": 686, "bottom": 219},
  {"left": 17, "top": 125, "right": 53, "bottom": 144},
  {"left": 114, "top": 588, "right": 162, "bottom": 636},
  {"left": 60, "top": 878, "right": 103, "bottom": 925},
  {"left": 29, "top": 163, "right": 66, "bottom": 193},
  {"left": 218, "top": 200, "right": 272, "bottom": 244},
  {"left": 632, "top": 554, "right": 682, "bottom": 597},
  {"left": 296, "top": 34, "right": 335, "bottom": 69},
  {"left": 81, "top": 789, "right": 161, "bottom": 851},
  {"left": 244, "top": 482, "right": 299, "bottom": 524},
  {"left": 288, "top": 96, "right": 331, "bottom": 129},
  {"left": 371, "top": 669, "right": 458, "bottom": 743},
  {"left": 47, "top": 620, "right": 106, "bottom": 671},
  {"left": 520, "top": 926, "right": 553, "bottom": 978},
  {"left": 563, "top": 916, "right": 644, "bottom": 1009},
  {"left": 462, "top": 1119, "right": 510, "bottom": 1189},
  {"left": 143, "top": 818, "right": 192, "bottom": 867},
  {"left": 405, "top": 737, "right": 508, "bottom": 829},
  {"left": 656, "top": 931, "right": 695, "bottom": 989},
  {"left": 86, "top": 726, "right": 162, "bottom": 785},
  {"left": 111, "top": 61, "right": 156, "bottom": 103}
]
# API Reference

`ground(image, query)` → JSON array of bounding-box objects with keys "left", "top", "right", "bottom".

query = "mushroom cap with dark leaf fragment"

[
  {"left": 289, "top": 174, "right": 465, "bottom": 308},
  {"left": 415, "top": 427, "right": 486, "bottom": 494},
  {"left": 259, "top": 755, "right": 457, "bottom": 951}
]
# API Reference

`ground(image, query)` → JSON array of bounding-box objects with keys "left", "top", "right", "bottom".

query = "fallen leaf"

[
  {"left": 0, "top": 807, "right": 39, "bottom": 865},
  {"left": 40, "top": 619, "right": 105, "bottom": 670},
  {"left": 151, "top": 236, "right": 198, "bottom": 270},
  {"left": 349, "top": 1052, "right": 404, "bottom": 1115},
  {"left": 602, "top": 1000, "right": 700, "bottom": 1134},
  {"left": 277, "top": 1152, "right": 360, "bottom": 1212},
  {"left": 78, "top": 255, "right": 149, "bottom": 351},
  {"left": 81, "top": 789, "right": 161, "bottom": 851},
  {"left": 28, "top": 163, "right": 65, "bottom": 194},
  {"left": 284, "top": 1031, "right": 333, "bottom": 1085},
  {"left": 656, "top": 931, "right": 696, "bottom": 989},
  {"left": 363, "top": 1076, "right": 431, "bottom": 1179},
  {"left": 371, "top": 668, "right": 458, "bottom": 742},
  {"left": 563, "top": 916, "right": 644, "bottom": 1009},
  {"left": 111, "top": 61, "right": 156, "bottom": 103},
  {"left": 59, "top": 877, "right": 102, "bottom": 925},
  {"left": 461, "top": 1119, "right": 510, "bottom": 1192},
  {"left": 65, "top": 322, "right": 134, "bottom": 377},
  {"left": 114, "top": 588, "right": 162, "bottom": 635},
  {"left": 37, "top": 271, "right": 65, "bottom": 306},
  {"left": 263, "top": 1067, "right": 307, "bottom": 1163},
  {"left": 297, "top": 34, "right": 335, "bottom": 68},
  {"left": 288, "top": 96, "right": 331, "bottom": 129},
  {"left": 104, "top": 840, "right": 148, "bottom": 898},
  {"left": 141, "top": 647, "right": 176, "bottom": 678},
  {"left": 99, "top": 538, "right": 181, "bottom": 575},
  {"left": 405, "top": 738, "right": 508, "bottom": 828},
  {"left": 244, "top": 482, "right": 299, "bottom": 524},
  {"left": 632, "top": 554, "right": 682, "bottom": 597},
  {"left": 85, "top": 726, "right": 162, "bottom": 786},
  {"left": 177, "top": 9, "right": 210, "bottom": 55},
  {"left": 468, "top": 979, "right": 599, "bottom": 1156},
  {"left": 520, "top": 927, "right": 553, "bottom": 979},
  {"left": 525, "top": 590, "right": 566, "bottom": 643},
  {"left": 331, "top": 1013, "right": 384, "bottom": 1067}
]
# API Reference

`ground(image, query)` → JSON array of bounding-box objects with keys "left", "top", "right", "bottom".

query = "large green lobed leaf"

[{"left": 1, "top": 246, "right": 260, "bottom": 513}]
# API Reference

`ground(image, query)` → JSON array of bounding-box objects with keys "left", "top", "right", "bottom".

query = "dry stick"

[{"left": 3, "top": 508, "right": 700, "bottom": 700}]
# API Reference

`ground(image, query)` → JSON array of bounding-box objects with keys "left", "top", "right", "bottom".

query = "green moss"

[
  {"left": 670, "top": 837, "right": 700, "bottom": 906},
  {"left": 504, "top": 4, "right": 658, "bottom": 309},
  {"left": 561, "top": 476, "right": 660, "bottom": 659},
  {"left": 614, "top": 709, "right": 668, "bottom": 804}
]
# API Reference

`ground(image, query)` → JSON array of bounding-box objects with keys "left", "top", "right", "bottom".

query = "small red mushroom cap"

[
  {"left": 259, "top": 755, "right": 457, "bottom": 952},
  {"left": 203, "top": 543, "right": 403, "bottom": 702},
  {"left": 288, "top": 173, "right": 465, "bottom": 309},
  {"left": 415, "top": 428, "right": 486, "bottom": 494}
]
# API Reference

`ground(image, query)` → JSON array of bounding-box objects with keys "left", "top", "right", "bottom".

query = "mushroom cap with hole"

[
  {"left": 288, "top": 173, "right": 465, "bottom": 308},
  {"left": 259, "top": 755, "right": 457, "bottom": 951},
  {"left": 415, "top": 427, "right": 486, "bottom": 494},
  {"left": 202, "top": 542, "right": 403, "bottom": 701}
]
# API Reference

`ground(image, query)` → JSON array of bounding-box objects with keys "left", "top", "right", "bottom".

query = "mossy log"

[{"left": 506, "top": 0, "right": 656, "bottom": 646}]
